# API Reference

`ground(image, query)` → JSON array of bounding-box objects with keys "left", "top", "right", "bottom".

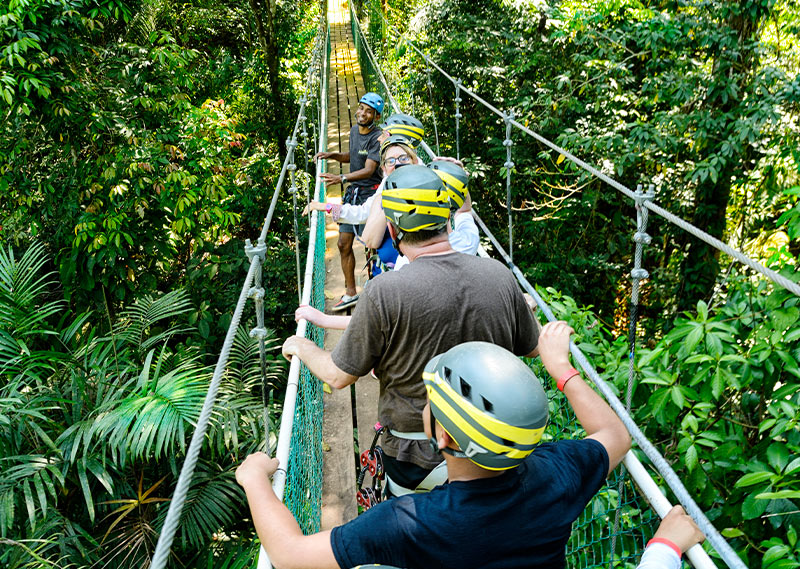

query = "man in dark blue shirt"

[{"left": 236, "top": 321, "right": 631, "bottom": 569}]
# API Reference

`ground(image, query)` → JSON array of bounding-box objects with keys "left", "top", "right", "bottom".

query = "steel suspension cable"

[
  {"left": 395, "top": 34, "right": 800, "bottom": 299},
  {"left": 470, "top": 208, "right": 745, "bottom": 569},
  {"left": 609, "top": 184, "right": 655, "bottom": 567}
]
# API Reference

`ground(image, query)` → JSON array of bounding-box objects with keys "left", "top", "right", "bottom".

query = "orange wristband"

[
  {"left": 557, "top": 367, "right": 579, "bottom": 391},
  {"left": 647, "top": 538, "right": 682, "bottom": 558}
]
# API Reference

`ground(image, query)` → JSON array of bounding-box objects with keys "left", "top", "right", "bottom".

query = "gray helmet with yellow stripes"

[
  {"left": 380, "top": 133, "right": 416, "bottom": 157},
  {"left": 423, "top": 342, "right": 549, "bottom": 471},
  {"left": 428, "top": 160, "right": 468, "bottom": 211},
  {"left": 382, "top": 165, "right": 450, "bottom": 241},
  {"left": 382, "top": 113, "right": 424, "bottom": 147}
]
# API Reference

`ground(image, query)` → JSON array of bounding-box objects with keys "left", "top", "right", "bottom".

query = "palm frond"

[
  {"left": 111, "top": 289, "right": 193, "bottom": 355},
  {"left": 206, "top": 326, "right": 284, "bottom": 455},
  {"left": 156, "top": 460, "right": 246, "bottom": 551},
  {"left": 94, "top": 348, "right": 210, "bottom": 463},
  {"left": 0, "top": 242, "right": 64, "bottom": 337}
]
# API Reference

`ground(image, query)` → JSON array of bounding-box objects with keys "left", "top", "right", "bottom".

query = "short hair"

[
  {"left": 395, "top": 226, "right": 447, "bottom": 245},
  {"left": 381, "top": 142, "right": 417, "bottom": 166}
]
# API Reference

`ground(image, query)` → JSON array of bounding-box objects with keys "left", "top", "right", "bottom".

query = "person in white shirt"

[{"left": 637, "top": 505, "right": 706, "bottom": 569}]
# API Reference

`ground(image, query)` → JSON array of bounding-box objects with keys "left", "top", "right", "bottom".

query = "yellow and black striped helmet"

[
  {"left": 382, "top": 165, "right": 450, "bottom": 240},
  {"left": 429, "top": 160, "right": 469, "bottom": 211},
  {"left": 423, "top": 342, "right": 549, "bottom": 471},
  {"left": 382, "top": 113, "right": 424, "bottom": 147},
  {"left": 380, "top": 133, "right": 416, "bottom": 157}
]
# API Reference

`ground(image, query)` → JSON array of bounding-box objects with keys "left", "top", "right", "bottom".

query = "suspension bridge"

[{"left": 144, "top": 0, "right": 800, "bottom": 567}]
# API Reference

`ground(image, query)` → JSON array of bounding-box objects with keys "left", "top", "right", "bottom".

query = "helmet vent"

[
  {"left": 501, "top": 438, "right": 513, "bottom": 447},
  {"left": 482, "top": 397, "right": 494, "bottom": 413},
  {"left": 459, "top": 377, "right": 472, "bottom": 400}
]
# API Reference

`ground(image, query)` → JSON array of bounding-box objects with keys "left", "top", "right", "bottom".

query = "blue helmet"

[{"left": 359, "top": 92, "right": 384, "bottom": 115}]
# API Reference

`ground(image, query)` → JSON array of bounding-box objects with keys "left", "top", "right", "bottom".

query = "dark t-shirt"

[
  {"left": 331, "top": 252, "right": 539, "bottom": 468},
  {"left": 348, "top": 124, "right": 383, "bottom": 192},
  {"left": 331, "top": 439, "right": 610, "bottom": 569}
]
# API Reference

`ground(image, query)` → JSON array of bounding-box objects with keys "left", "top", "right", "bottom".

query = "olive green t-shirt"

[{"left": 331, "top": 251, "right": 539, "bottom": 469}]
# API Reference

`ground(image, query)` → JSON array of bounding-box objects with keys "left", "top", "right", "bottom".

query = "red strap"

[
  {"left": 557, "top": 367, "right": 580, "bottom": 392},
  {"left": 647, "top": 538, "right": 682, "bottom": 558}
]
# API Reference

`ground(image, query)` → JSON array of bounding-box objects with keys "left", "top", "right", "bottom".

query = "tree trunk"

[{"left": 248, "top": 0, "right": 288, "bottom": 160}]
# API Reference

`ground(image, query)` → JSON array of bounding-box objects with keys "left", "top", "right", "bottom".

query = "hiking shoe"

[{"left": 331, "top": 294, "right": 359, "bottom": 312}]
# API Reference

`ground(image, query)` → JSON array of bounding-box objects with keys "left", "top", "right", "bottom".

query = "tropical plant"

[{"left": 0, "top": 242, "right": 283, "bottom": 568}]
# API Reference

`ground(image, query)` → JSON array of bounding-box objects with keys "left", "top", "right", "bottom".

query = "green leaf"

[
  {"left": 742, "top": 490, "right": 770, "bottom": 519},
  {"left": 784, "top": 456, "right": 800, "bottom": 476},
  {"left": 735, "top": 471, "right": 774, "bottom": 487},
  {"left": 721, "top": 528, "right": 744, "bottom": 538},
  {"left": 763, "top": 545, "right": 791, "bottom": 566},
  {"left": 756, "top": 490, "right": 800, "bottom": 500},
  {"left": 685, "top": 444, "right": 698, "bottom": 472},
  {"left": 767, "top": 443, "right": 789, "bottom": 472}
]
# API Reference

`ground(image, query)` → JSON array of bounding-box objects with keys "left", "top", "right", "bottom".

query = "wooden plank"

[{"left": 321, "top": 0, "right": 380, "bottom": 529}]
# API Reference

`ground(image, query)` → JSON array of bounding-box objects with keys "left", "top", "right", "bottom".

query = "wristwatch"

[{"left": 341, "top": 174, "right": 347, "bottom": 185}]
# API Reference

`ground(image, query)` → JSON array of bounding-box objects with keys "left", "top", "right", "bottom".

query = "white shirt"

[
  {"left": 635, "top": 543, "right": 681, "bottom": 569},
  {"left": 337, "top": 179, "right": 387, "bottom": 224}
]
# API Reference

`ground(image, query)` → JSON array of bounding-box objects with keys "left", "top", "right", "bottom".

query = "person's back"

[
  {"left": 331, "top": 438, "right": 608, "bottom": 569},
  {"left": 332, "top": 251, "right": 537, "bottom": 471}
]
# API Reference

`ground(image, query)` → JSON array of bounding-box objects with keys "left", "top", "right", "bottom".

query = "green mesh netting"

[
  {"left": 282, "top": 33, "right": 331, "bottom": 535},
  {"left": 349, "top": 5, "right": 663, "bottom": 567},
  {"left": 537, "top": 369, "right": 659, "bottom": 567}
]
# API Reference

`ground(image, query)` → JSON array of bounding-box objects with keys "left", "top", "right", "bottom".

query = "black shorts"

[{"left": 340, "top": 223, "right": 366, "bottom": 235}]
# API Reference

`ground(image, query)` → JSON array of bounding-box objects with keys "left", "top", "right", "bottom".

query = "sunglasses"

[{"left": 383, "top": 154, "right": 412, "bottom": 167}]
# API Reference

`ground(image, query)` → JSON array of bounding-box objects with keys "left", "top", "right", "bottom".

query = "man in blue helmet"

[{"left": 314, "top": 92, "right": 385, "bottom": 311}]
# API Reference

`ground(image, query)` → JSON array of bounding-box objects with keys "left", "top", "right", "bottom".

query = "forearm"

[
  {"left": 295, "top": 338, "right": 357, "bottom": 388},
  {"left": 344, "top": 158, "right": 379, "bottom": 182},
  {"left": 244, "top": 481, "right": 304, "bottom": 565},
  {"left": 362, "top": 196, "right": 388, "bottom": 248},
  {"left": 562, "top": 373, "right": 631, "bottom": 471},
  {"left": 243, "top": 480, "right": 337, "bottom": 569},
  {"left": 319, "top": 314, "right": 351, "bottom": 330}
]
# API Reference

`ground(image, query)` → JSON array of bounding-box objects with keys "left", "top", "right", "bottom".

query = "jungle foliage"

[
  {"left": 356, "top": 0, "right": 800, "bottom": 565},
  {"left": 1, "top": 0, "right": 319, "bottom": 566},
  {"left": 3, "top": 0, "right": 800, "bottom": 567}
]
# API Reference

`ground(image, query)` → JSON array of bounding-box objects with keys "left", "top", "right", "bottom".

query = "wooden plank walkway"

[{"left": 320, "top": 0, "right": 381, "bottom": 531}]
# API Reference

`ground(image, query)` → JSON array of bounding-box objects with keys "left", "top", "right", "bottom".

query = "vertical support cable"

[
  {"left": 246, "top": 239, "right": 271, "bottom": 435},
  {"left": 300, "top": 96, "right": 309, "bottom": 174},
  {"left": 503, "top": 111, "right": 515, "bottom": 263},
  {"left": 287, "top": 137, "right": 302, "bottom": 303},
  {"left": 426, "top": 65, "right": 440, "bottom": 155},
  {"left": 608, "top": 183, "right": 654, "bottom": 567},
  {"left": 453, "top": 78, "right": 462, "bottom": 160}
]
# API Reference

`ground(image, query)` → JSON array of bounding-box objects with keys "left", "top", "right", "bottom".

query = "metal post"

[
  {"left": 503, "top": 111, "right": 515, "bottom": 263},
  {"left": 609, "top": 183, "right": 654, "bottom": 567},
  {"left": 454, "top": 78, "right": 462, "bottom": 160}
]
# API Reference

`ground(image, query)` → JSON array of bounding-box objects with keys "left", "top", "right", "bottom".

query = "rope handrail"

[
  {"left": 148, "top": 23, "right": 327, "bottom": 569},
  {"left": 347, "top": 12, "right": 742, "bottom": 569},
  {"left": 255, "top": 22, "right": 331, "bottom": 569},
  {"left": 362, "top": 12, "right": 800, "bottom": 299}
]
